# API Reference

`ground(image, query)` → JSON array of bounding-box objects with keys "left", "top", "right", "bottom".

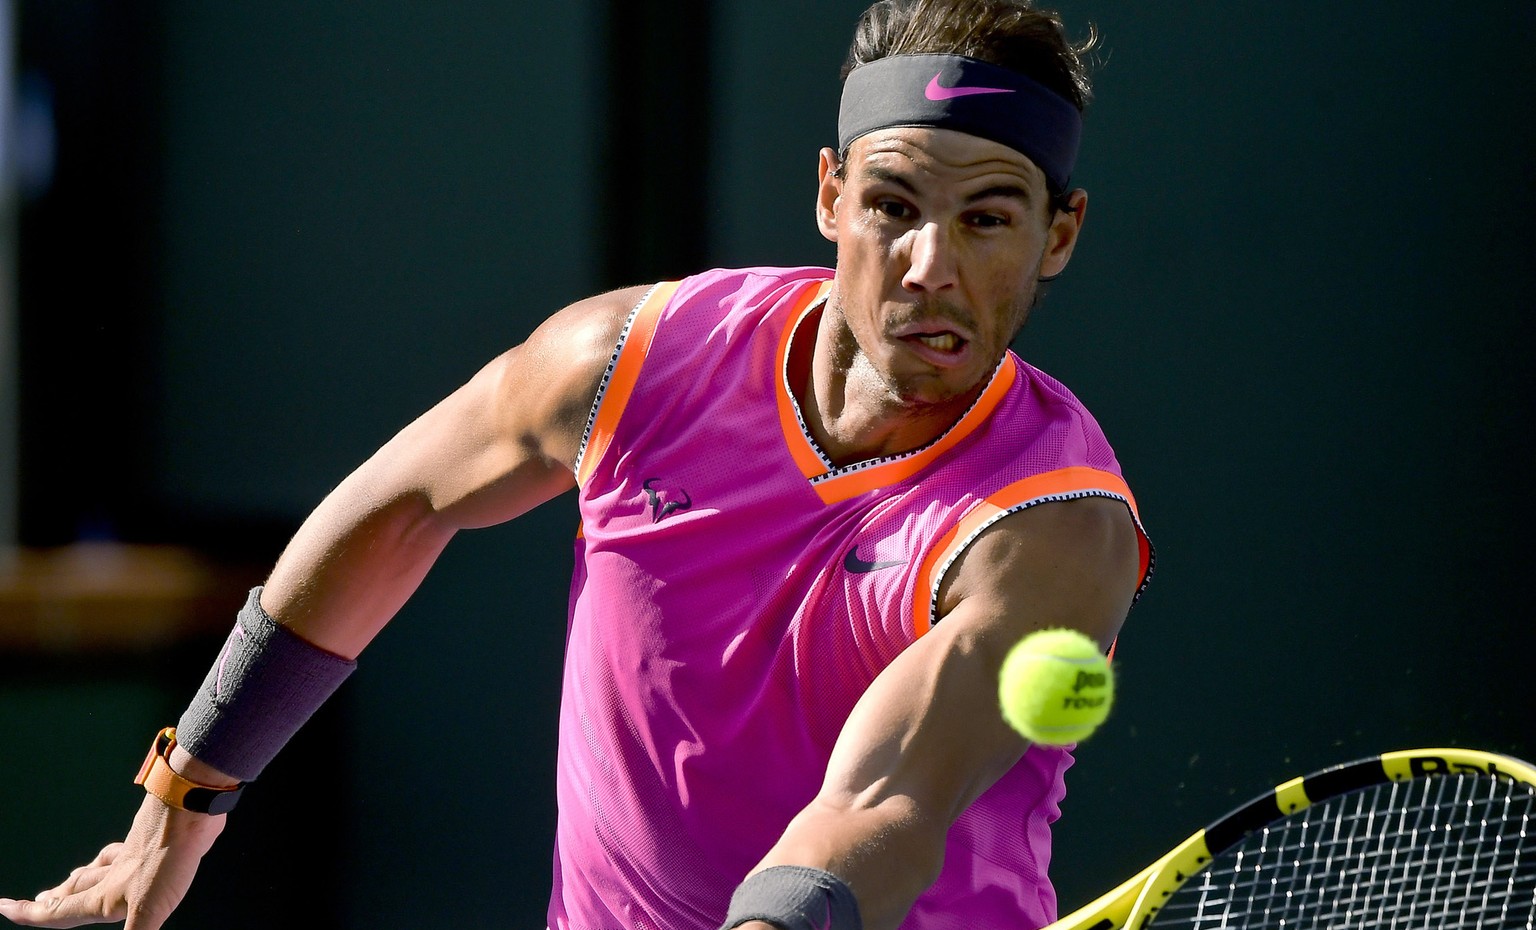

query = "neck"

[{"left": 792, "top": 292, "right": 986, "bottom": 468}]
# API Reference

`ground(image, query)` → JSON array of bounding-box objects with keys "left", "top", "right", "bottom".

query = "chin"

[{"left": 888, "top": 373, "right": 984, "bottom": 411}]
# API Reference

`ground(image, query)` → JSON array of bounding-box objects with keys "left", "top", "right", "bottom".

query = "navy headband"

[{"left": 837, "top": 53, "right": 1082, "bottom": 193}]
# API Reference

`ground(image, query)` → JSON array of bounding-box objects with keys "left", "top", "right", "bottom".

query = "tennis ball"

[{"left": 998, "top": 628, "right": 1114, "bottom": 745}]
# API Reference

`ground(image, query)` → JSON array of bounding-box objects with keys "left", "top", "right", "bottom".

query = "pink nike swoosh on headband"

[{"left": 925, "top": 72, "right": 1017, "bottom": 100}]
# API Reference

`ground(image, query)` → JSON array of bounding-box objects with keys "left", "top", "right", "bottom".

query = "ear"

[
  {"left": 1039, "top": 189, "right": 1088, "bottom": 280},
  {"left": 815, "top": 147, "right": 843, "bottom": 243}
]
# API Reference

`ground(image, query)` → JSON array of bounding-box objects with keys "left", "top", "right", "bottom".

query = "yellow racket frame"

[{"left": 1043, "top": 747, "right": 1536, "bottom": 930}]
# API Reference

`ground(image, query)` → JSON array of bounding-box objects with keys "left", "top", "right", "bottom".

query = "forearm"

[
  {"left": 750, "top": 793, "right": 948, "bottom": 930},
  {"left": 160, "top": 465, "right": 458, "bottom": 787},
  {"left": 168, "top": 358, "right": 577, "bottom": 782},
  {"left": 258, "top": 346, "right": 585, "bottom": 658},
  {"left": 731, "top": 595, "right": 1029, "bottom": 929},
  {"left": 260, "top": 469, "right": 457, "bottom": 660}
]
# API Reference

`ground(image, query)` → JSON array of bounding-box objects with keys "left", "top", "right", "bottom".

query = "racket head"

[
  {"left": 1132, "top": 748, "right": 1536, "bottom": 928},
  {"left": 1046, "top": 747, "right": 1536, "bottom": 930}
]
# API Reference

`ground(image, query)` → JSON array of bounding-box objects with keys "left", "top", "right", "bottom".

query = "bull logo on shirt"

[{"left": 643, "top": 477, "right": 693, "bottom": 523}]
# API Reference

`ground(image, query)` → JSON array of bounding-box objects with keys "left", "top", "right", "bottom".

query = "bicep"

[
  {"left": 357, "top": 284, "right": 648, "bottom": 530},
  {"left": 260, "top": 286, "right": 646, "bottom": 651},
  {"left": 933, "top": 494, "right": 1145, "bottom": 650}
]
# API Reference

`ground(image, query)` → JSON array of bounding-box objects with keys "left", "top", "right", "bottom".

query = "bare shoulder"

[
  {"left": 485, "top": 284, "right": 652, "bottom": 470},
  {"left": 935, "top": 495, "right": 1143, "bottom": 649},
  {"left": 528, "top": 284, "right": 650, "bottom": 369}
]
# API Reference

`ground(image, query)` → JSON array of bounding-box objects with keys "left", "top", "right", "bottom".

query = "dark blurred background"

[{"left": 2, "top": 1, "right": 1532, "bottom": 927}]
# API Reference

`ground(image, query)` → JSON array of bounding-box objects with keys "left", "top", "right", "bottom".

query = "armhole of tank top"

[
  {"left": 909, "top": 466, "right": 1154, "bottom": 640},
  {"left": 573, "top": 281, "right": 679, "bottom": 488}
]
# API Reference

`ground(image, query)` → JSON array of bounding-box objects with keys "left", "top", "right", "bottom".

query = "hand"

[{"left": 0, "top": 794, "right": 225, "bottom": 929}]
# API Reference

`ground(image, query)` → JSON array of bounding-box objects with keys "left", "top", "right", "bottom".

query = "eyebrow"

[
  {"left": 858, "top": 167, "right": 1035, "bottom": 206},
  {"left": 860, "top": 165, "right": 918, "bottom": 194},
  {"left": 965, "top": 184, "right": 1034, "bottom": 206}
]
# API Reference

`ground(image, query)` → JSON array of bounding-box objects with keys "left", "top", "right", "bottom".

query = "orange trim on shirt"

[
  {"left": 811, "top": 356, "right": 1017, "bottom": 506},
  {"left": 910, "top": 467, "right": 1148, "bottom": 638},
  {"left": 774, "top": 281, "right": 840, "bottom": 480},
  {"left": 773, "top": 287, "right": 1020, "bottom": 505},
  {"left": 576, "top": 281, "right": 679, "bottom": 488}
]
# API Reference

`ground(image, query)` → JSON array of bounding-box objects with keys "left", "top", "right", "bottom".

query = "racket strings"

[{"left": 1150, "top": 772, "right": 1536, "bottom": 929}]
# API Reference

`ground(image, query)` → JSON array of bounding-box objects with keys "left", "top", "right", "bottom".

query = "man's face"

[{"left": 816, "top": 127, "right": 1085, "bottom": 409}]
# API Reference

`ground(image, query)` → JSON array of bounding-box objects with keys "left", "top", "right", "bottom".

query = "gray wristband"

[
  {"left": 721, "top": 866, "right": 863, "bottom": 930},
  {"left": 175, "top": 586, "right": 357, "bottom": 782}
]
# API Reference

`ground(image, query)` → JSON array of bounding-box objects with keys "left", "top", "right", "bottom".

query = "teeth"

[{"left": 915, "top": 333, "right": 960, "bottom": 352}]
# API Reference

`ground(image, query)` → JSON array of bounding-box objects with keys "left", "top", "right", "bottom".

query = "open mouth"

[
  {"left": 891, "top": 311, "right": 975, "bottom": 366},
  {"left": 912, "top": 331, "right": 964, "bottom": 354}
]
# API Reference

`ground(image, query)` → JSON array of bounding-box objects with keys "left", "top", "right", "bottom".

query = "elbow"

[
  {"left": 865, "top": 792, "right": 948, "bottom": 887},
  {"left": 325, "top": 466, "right": 455, "bottom": 556}
]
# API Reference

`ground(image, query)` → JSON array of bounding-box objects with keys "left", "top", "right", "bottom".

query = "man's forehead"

[{"left": 849, "top": 127, "right": 1048, "bottom": 188}]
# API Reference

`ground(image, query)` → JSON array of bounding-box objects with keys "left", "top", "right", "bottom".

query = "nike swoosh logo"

[
  {"left": 844, "top": 547, "right": 906, "bottom": 574},
  {"left": 215, "top": 621, "right": 248, "bottom": 698},
  {"left": 925, "top": 73, "right": 1016, "bottom": 100}
]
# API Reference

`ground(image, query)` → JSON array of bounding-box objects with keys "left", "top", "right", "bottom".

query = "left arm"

[{"left": 736, "top": 495, "right": 1143, "bottom": 930}]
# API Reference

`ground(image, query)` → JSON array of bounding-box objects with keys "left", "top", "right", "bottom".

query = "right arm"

[
  {"left": 0, "top": 284, "right": 649, "bottom": 930},
  {"left": 260, "top": 283, "right": 647, "bottom": 659}
]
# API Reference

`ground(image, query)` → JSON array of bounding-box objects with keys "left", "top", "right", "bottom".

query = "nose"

[{"left": 901, "top": 221, "right": 958, "bottom": 293}]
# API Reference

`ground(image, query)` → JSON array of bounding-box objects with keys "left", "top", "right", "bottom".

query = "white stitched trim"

[
  {"left": 802, "top": 354, "right": 1012, "bottom": 484},
  {"left": 925, "top": 490, "right": 1155, "bottom": 629},
  {"left": 781, "top": 296, "right": 836, "bottom": 471},
  {"left": 572, "top": 284, "right": 660, "bottom": 482}
]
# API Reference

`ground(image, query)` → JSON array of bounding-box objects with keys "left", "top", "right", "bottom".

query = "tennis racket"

[{"left": 1044, "top": 747, "right": 1536, "bottom": 929}]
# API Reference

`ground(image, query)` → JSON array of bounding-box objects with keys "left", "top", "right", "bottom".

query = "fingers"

[
  {"left": 0, "top": 849, "right": 128, "bottom": 928},
  {"left": 85, "top": 845, "right": 124, "bottom": 870},
  {"left": 0, "top": 872, "right": 175, "bottom": 930},
  {"left": 3, "top": 799, "right": 219, "bottom": 930},
  {"left": 53, "top": 866, "right": 112, "bottom": 902},
  {"left": 0, "top": 891, "right": 120, "bottom": 929}
]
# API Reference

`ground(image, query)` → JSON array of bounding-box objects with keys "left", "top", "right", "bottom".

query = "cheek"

[
  {"left": 836, "top": 225, "right": 898, "bottom": 281},
  {"left": 976, "top": 234, "right": 1045, "bottom": 290},
  {"left": 964, "top": 255, "right": 1028, "bottom": 308},
  {"left": 971, "top": 256, "right": 1040, "bottom": 337}
]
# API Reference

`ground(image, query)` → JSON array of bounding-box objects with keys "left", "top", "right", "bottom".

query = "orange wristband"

[{"left": 134, "top": 727, "right": 245, "bottom": 815}]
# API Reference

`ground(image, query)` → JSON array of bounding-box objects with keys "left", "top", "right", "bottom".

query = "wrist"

[
  {"left": 168, "top": 743, "right": 241, "bottom": 788},
  {"left": 174, "top": 586, "right": 356, "bottom": 782},
  {"left": 722, "top": 866, "right": 862, "bottom": 930},
  {"left": 135, "top": 727, "right": 246, "bottom": 814},
  {"left": 141, "top": 790, "right": 230, "bottom": 831}
]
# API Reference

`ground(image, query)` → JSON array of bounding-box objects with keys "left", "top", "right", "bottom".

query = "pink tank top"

[{"left": 550, "top": 267, "right": 1152, "bottom": 930}]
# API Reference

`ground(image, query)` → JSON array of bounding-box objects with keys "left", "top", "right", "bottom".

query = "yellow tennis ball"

[{"left": 998, "top": 628, "right": 1114, "bottom": 745}]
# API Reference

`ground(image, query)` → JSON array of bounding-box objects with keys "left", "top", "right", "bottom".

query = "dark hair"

[{"left": 841, "top": 0, "right": 1097, "bottom": 113}]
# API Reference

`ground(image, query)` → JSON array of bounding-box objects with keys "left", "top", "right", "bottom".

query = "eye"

[
  {"left": 872, "top": 198, "right": 915, "bottom": 221},
  {"left": 965, "top": 211, "right": 1012, "bottom": 229}
]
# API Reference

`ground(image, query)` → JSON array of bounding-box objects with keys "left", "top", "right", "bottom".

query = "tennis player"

[{"left": 0, "top": 1, "right": 1152, "bottom": 928}]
